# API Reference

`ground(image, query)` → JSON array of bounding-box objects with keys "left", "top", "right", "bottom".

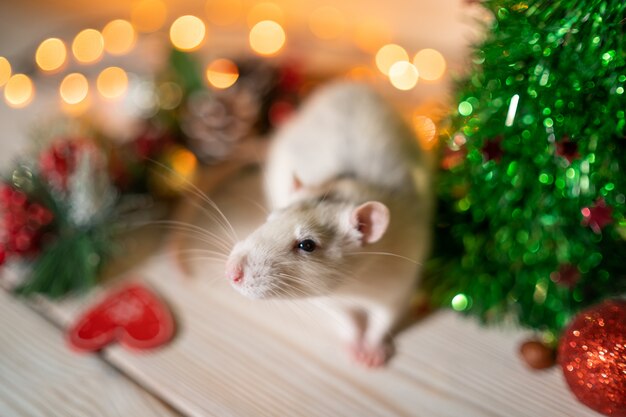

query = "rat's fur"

[{"left": 226, "top": 82, "right": 431, "bottom": 367}]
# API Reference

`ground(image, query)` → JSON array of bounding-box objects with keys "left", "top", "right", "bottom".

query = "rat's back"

[{"left": 265, "top": 82, "right": 424, "bottom": 209}]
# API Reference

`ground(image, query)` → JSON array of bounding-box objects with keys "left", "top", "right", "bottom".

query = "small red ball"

[{"left": 559, "top": 300, "right": 626, "bottom": 416}]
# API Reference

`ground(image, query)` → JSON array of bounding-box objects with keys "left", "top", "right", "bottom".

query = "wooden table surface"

[{"left": 0, "top": 163, "right": 600, "bottom": 417}]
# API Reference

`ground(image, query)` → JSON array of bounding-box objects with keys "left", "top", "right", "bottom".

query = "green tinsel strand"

[{"left": 425, "top": 0, "right": 626, "bottom": 336}]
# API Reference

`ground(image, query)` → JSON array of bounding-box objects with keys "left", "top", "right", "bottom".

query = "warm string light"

[
  {"left": 131, "top": 0, "right": 167, "bottom": 33},
  {"left": 413, "top": 48, "right": 446, "bottom": 81},
  {"left": 72, "top": 29, "right": 104, "bottom": 64},
  {"left": 4, "top": 74, "right": 34, "bottom": 108},
  {"left": 169, "top": 15, "right": 207, "bottom": 51},
  {"left": 0, "top": 57, "right": 12, "bottom": 87},
  {"left": 35, "top": 38, "right": 67, "bottom": 72},
  {"left": 60, "top": 73, "right": 89, "bottom": 104},
  {"left": 375, "top": 44, "right": 408, "bottom": 76},
  {"left": 388, "top": 61, "right": 418, "bottom": 90},
  {"left": 1, "top": 7, "right": 448, "bottom": 110},
  {"left": 102, "top": 19, "right": 136, "bottom": 56},
  {"left": 206, "top": 59, "right": 239, "bottom": 89},
  {"left": 373, "top": 45, "right": 447, "bottom": 91},
  {"left": 97, "top": 67, "right": 129, "bottom": 99},
  {"left": 249, "top": 20, "right": 285, "bottom": 56}
]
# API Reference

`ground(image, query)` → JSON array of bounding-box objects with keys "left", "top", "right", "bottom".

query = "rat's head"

[{"left": 225, "top": 200, "right": 389, "bottom": 299}]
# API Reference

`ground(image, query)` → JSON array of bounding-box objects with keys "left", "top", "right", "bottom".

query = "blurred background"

[
  {"left": 1, "top": 2, "right": 624, "bottom": 417},
  {"left": 0, "top": 0, "right": 486, "bottom": 165}
]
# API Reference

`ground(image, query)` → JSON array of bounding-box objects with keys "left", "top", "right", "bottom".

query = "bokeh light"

[
  {"left": 375, "top": 44, "right": 409, "bottom": 76},
  {"left": 131, "top": 0, "right": 167, "bottom": 33},
  {"left": 170, "top": 15, "right": 206, "bottom": 51},
  {"left": 247, "top": 3, "right": 284, "bottom": 27},
  {"left": 206, "top": 0, "right": 242, "bottom": 25},
  {"left": 102, "top": 19, "right": 136, "bottom": 56},
  {"left": 172, "top": 146, "right": 197, "bottom": 178},
  {"left": 388, "top": 61, "right": 418, "bottom": 90},
  {"left": 157, "top": 82, "right": 183, "bottom": 110},
  {"left": 353, "top": 18, "right": 391, "bottom": 53},
  {"left": 206, "top": 59, "right": 239, "bottom": 89},
  {"left": 413, "top": 115, "right": 437, "bottom": 150},
  {"left": 0, "top": 57, "right": 12, "bottom": 87},
  {"left": 413, "top": 48, "right": 446, "bottom": 81},
  {"left": 35, "top": 38, "right": 67, "bottom": 72},
  {"left": 451, "top": 293, "right": 470, "bottom": 311},
  {"left": 61, "top": 96, "right": 91, "bottom": 116},
  {"left": 345, "top": 66, "right": 376, "bottom": 82},
  {"left": 4, "top": 74, "right": 34, "bottom": 108},
  {"left": 249, "top": 20, "right": 285, "bottom": 56},
  {"left": 60, "top": 73, "right": 89, "bottom": 105},
  {"left": 309, "top": 6, "right": 345, "bottom": 40},
  {"left": 72, "top": 29, "right": 104, "bottom": 64},
  {"left": 458, "top": 101, "right": 473, "bottom": 116},
  {"left": 97, "top": 67, "right": 129, "bottom": 99}
]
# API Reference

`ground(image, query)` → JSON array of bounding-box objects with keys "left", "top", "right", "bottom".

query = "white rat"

[{"left": 225, "top": 82, "right": 432, "bottom": 367}]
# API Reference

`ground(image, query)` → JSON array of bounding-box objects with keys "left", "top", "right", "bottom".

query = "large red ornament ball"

[{"left": 559, "top": 300, "right": 626, "bottom": 416}]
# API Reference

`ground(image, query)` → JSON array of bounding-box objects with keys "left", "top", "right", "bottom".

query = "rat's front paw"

[{"left": 348, "top": 341, "right": 394, "bottom": 368}]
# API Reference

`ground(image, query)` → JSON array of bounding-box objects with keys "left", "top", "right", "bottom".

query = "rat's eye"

[{"left": 297, "top": 239, "right": 317, "bottom": 252}]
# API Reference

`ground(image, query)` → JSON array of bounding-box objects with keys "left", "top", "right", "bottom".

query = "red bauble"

[{"left": 559, "top": 300, "right": 626, "bottom": 416}]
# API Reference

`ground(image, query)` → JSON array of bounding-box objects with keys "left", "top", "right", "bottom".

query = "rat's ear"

[
  {"left": 350, "top": 201, "right": 390, "bottom": 245},
  {"left": 292, "top": 173, "right": 303, "bottom": 191}
]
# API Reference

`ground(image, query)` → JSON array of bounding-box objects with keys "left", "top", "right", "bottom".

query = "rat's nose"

[{"left": 226, "top": 263, "right": 244, "bottom": 284}]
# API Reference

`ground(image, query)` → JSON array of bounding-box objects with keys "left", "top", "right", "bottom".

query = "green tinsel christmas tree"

[{"left": 426, "top": 0, "right": 626, "bottom": 338}]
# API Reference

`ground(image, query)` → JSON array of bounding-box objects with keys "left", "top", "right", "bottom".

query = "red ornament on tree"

[
  {"left": 581, "top": 198, "right": 613, "bottom": 234},
  {"left": 550, "top": 264, "right": 581, "bottom": 289},
  {"left": 556, "top": 135, "right": 580, "bottom": 164},
  {"left": 481, "top": 136, "right": 503, "bottom": 162},
  {"left": 559, "top": 299, "right": 626, "bottom": 416}
]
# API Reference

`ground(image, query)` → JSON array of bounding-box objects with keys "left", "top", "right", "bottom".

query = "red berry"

[
  {"left": 14, "top": 231, "right": 33, "bottom": 252},
  {"left": 39, "top": 207, "right": 54, "bottom": 226},
  {"left": 10, "top": 191, "right": 27, "bottom": 207},
  {"left": 0, "top": 184, "right": 13, "bottom": 204},
  {"left": 27, "top": 204, "right": 47, "bottom": 226}
]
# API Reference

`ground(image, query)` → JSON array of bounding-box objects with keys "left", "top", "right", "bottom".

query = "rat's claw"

[{"left": 348, "top": 342, "right": 393, "bottom": 368}]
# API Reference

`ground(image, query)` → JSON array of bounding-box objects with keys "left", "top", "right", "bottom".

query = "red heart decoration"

[{"left": 67, "top": 284, "right": 175, "bottom": 352}]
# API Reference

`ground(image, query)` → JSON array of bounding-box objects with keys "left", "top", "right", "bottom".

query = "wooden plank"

[
  {"left": 0, "top": 289, "right": 180, "bottom": 417},
  {"left": 13, "top": 170, "right": 598, "bottom": 417}
]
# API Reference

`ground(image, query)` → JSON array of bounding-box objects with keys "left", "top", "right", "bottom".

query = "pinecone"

[{"left": 181, "top": 89, "right": 259, "bottom": 164}]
